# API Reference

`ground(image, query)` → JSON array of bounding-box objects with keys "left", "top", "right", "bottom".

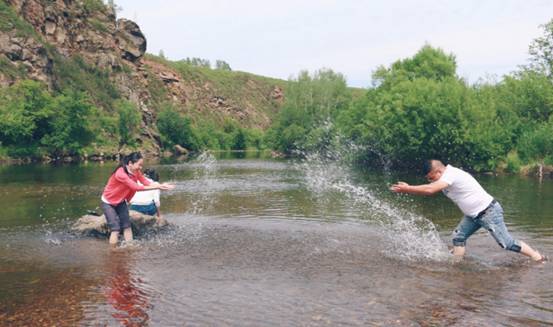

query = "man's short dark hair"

[
  {"left": 422, "top": 160, "right": 433, "bottom": 175},
  {"left": 423, "top": 159, "right": 446, "bottom": 175}
]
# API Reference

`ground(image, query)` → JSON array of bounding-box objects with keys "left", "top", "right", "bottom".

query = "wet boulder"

[{"left": 71, "top": 210, "right": 167, "bottom": 237}]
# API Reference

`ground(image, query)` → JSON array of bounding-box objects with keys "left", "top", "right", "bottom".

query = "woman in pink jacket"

[{"left": 101, "top": 152, "right": 174, "bottom": 245}]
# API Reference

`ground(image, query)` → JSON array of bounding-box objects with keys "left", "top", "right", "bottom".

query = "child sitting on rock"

[{"left": 129, "top": 168, "right": 166, "bottom": 224}]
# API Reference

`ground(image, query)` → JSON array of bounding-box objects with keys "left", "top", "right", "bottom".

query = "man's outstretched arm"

[{"left": 390, "top": 181, "right": 449, "bottom": 196}]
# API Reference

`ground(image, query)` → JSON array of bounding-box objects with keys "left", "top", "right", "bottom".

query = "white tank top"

[{"left": 439, "top": 165, "right": 494, "bottom": 217}]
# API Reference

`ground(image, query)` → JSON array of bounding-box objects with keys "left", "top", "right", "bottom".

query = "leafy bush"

[
  {"left": 516, "top": 122, "right": 553, "bottom": 163},
  {"left": 232, "top": 128, "right": 246, "bottom": 150},
  {"left": 40, "top": 89, "right": 97, "bottom": 155},
  {"left": 0, "top": 80, "right": 98, "bottom": 157},
  {"left": 245, "top": 128, "right": 265, "bottom": 150},
  {"left": 115, "top": 100, "right": 141, "bottom": 146},
  {"left": 505, "top": 151, "right": 522, "bottom": 173},
  {"left": 267, "top": 68, "right": 350, "bottom": 154},
  {"left": 156, "top": 103, "right": 200, "bottom": 151},
  {"left": 0, "top": 80, "right": 54, "bottom": 149},
  {"left": 263, "top": 43, "right": 553, "bottom": 171}
]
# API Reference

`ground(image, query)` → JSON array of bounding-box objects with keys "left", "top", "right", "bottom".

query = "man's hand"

[
  {"left": 390, "top": 180, "right": 448, "bottom": 196},
  {"left": 390, "top": 181, "right": 410, "bottom": 193}
]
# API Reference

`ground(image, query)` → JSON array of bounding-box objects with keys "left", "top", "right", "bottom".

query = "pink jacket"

[{"left": 102, "top": 167, "right": 151, "bottom": 205}]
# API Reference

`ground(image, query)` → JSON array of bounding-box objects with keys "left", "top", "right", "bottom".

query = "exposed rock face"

[
  {"left": 0, "top": 32, "right": 51, "bottom": 86},
  {"left": 3, "top": 0, "right": 145, "bottom": 83},
  {"left": 0, "top": 0, "right": 161, "bottom": 154},
  {"left": 271, "top": 86, "right": 284, "bottom": 101},
  {"left": 71, "top": 210, "right": 168, "bottom": 237},
  {"left": 0, "top": 0, "right": 284, "bottom": 154},
  {"left": 116, "top": 18, "right": 146, "bottom": 62}
]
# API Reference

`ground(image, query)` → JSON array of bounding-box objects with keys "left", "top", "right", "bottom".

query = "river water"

[{"left": 0, "top": 152, "right": 552, "bottom": 326}]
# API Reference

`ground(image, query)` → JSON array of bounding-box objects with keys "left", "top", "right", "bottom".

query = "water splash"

[
  {"left": 296, "top": 146, "right": 448, "bottom": 262},
  {"left": 188, "top": 151, "right": 218, "bottom": 215}
]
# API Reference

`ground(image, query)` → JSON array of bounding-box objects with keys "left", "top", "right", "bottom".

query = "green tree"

[
  {"left": 339, "top": 45, "right": 498, "bottom": 170},
  {"left": 0, "top": 80, "right": 54, "bottom": 154},
  {"left": 116, "top": 100, "right": 141, "bottom": 146},
  {"left": 267, "top": 68, "right": 350, "bottom": 154},
  {"left": 372, "top": 45, "right": 457, "bottom": 88},
  {"left": 498, "top": 70, "right": 553, "bottom": 123},
  {"left": 362, "top": 77, "right": 475, "bottom": 167},
  {"left": 182, "top": 57, "right": 211, "bottom": 68},
  {"left": 517, "top": 122, "right": 553, "bottom": 164},
  {"left": 215, "top": 60, "right": 231, "bottom": 71},
  {"left": 158, "top": 49, "right": 166, "bottom": 60},
  {"left": 246, "top": 128, "right": 265, "bottom": 149},
  {"left": 41, "top": 90, "right": 97, "bottom": 155},
  {"left": 156, "top": 103, "right": 200, "bottom": 151},
  {"left": 233, "top": 128, "right": 247, "bottom": 150},
  {"left": 528, "top": 18, "right": 553, "bottom": 79}
]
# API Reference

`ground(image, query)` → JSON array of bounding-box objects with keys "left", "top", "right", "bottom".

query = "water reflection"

[{"left": 104, "top": 251, "right": 151, "bottom": 326}]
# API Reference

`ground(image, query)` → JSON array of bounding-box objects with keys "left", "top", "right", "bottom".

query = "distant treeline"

[
  {"left": 1, "top": 13, "right": 552, "bottom": 173},
  {"left": 158, "top": 50, "right": 232, "bottom": 71},
  {"left": 268, "top": 19, "right": 553, "bottom": 173}
]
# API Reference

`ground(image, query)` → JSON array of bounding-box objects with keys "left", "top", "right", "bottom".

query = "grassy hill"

[{"left": 0, "top": 0, "right": 289, "bottom": 161}]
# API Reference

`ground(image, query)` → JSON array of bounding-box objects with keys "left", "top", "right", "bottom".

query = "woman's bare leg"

[
  {"left": 123, "top": 227, "right": 133, "bottom": 242},
  {"left": 109, "top": 231, "right": 119, "bottom": 245}
]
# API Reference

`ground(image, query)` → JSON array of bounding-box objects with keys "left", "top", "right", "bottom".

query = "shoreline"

[
  {"left": 0, "top": 152, "right": 551, "bottom": 179},
  {"left": 0, "top": 149, "right": 277, "bottom": 165}
]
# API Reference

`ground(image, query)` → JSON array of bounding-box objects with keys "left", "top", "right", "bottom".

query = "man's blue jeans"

[{"left": 452, "top": 201, "right": 521, "bottom": 252}]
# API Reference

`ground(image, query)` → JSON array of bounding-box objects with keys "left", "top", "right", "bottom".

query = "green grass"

[
  {"left": 88, "top": 18, "right": 109, "bottom": 34},
  {"left": 144, "top": 53, "right": 288, "bottom": 128},
  {"left": 143, "top": 65, "right": 168, "bottom": 105},
  {"left": 52, "top": 54, "right": 120, "bottom": 111},
  {"left": 0, "top": 1, "right": 39, "bottom": 37},
  {"left": 83, "top": 0, "right": 107, "bottom": 14},
  {"left": 0, "top": 56, "right": 27, "bottom": 79}
]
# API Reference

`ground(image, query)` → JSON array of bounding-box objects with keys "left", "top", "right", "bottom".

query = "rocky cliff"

[{"left": 0, "top": 0, "right": 284, "bottom": 157}]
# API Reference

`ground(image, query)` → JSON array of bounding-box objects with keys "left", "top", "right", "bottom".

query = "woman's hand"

[{"left": 158, "top": 183, "right": 175, "bottom": 190}]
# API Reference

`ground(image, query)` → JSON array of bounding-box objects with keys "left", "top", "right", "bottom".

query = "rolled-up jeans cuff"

[
  {"left": 452, "top": 239, "right": 466, "bottom": 247},
  {"left": 508, "top": 240, "right": 522, "bottom": 253}
]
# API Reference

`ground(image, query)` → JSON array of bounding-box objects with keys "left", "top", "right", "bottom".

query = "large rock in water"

[{"left": 71, "top": 210, "right": 167, "bottom": 237}]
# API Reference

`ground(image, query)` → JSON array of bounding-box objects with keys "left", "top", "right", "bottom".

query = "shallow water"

[{"left": 0, "top": 154, "right": 552, "bottom": 326}]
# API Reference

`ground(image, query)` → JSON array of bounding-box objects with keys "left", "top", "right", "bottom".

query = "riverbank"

[
  {"left": 0, "top": 152, "right": 120, "bottom": 165},
  {"left": 0, "top": 149, "right": 283, "bottom": 166},
  {"left": 0, "top": 149, "right": 551, "bottom": 180}
]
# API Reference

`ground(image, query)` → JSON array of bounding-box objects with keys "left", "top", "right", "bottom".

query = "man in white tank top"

[{"left": 390, "top": 159, "right": 545, "bottom": 262}]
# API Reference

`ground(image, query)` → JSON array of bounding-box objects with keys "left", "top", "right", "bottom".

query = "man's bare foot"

[{"left": 534, "top": 254, "right": 548, "bottom": 263}]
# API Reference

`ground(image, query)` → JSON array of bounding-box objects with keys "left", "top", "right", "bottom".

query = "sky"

[{"left": 114, "top": 0, "right": 553, "bottom": 88}]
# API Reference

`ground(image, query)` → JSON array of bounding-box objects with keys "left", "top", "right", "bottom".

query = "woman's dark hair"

[
  {"left": 112, "top": 152, "right": 143, "bottom": 175},
  {"left": 144, "top": 168, "right": 160, "bottom": 182}
]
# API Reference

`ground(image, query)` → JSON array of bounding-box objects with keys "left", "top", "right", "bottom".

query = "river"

[{"left": 0, "top": 152, "right": 552, "bottom": 326}]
